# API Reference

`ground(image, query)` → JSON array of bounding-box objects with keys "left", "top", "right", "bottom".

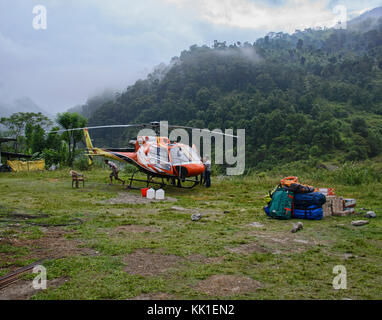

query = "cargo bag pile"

[{"left": 264, "top": 176, "right": 326, "bottom": 220}]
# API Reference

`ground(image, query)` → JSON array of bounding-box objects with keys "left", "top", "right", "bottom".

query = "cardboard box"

[
  {"left": 323, "top": 196, "right": 344, "bottom": 217},
  {"left": 323, "top": 201, "right": 333, "bottom": 217},
  {"left": 333, "top": 197, "right": 344, "bottom": 212}
]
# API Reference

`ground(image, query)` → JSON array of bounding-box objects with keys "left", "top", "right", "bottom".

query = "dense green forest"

[{"left": 84, "top": 18, "right": 382, "bottom": 169}]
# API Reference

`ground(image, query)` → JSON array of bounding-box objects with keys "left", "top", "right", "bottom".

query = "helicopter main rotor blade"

[
  {"left": 49, "top": 122, "right": 240, "bottom": 138},
  {"left": 169, "top": 125, "right": 240, "bottom": 138},
  {"left": 49, "top": 124, "right": 145, "bottom": 133}
]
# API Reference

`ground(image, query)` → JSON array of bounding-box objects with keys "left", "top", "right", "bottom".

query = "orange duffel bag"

[
  {"left": 280, "top": 176, "right": 298, "bottom": 187},
  {"left": 281, "top": 176, "right": 315, "bottom": 193}
]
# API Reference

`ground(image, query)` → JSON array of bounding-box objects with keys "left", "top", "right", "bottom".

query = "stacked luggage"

[
  {"left": 292, "top": 192, "right": 326, "bottom": 220},
  {"left": 264, "top": 176, "right": 326, "bottom": 220}
]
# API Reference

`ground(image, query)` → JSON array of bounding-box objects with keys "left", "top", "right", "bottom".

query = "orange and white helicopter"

[{"left": 55, "top": 122, "right": 238, "bottom": 189}]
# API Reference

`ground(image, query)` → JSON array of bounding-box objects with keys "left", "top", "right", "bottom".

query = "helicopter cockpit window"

[
  {"left": 170, "top": 146, "right": 201, "bottom": 165},
  {"left": 148, "top": 145, "right": 171, "bottom": 171}
]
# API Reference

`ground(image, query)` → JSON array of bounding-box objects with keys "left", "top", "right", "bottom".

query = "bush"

[
  {"left": 331, "top": 163, "right": 381, "bottom": 185},
  {"left": 41, "top": 148, "right": 63, "bottom": 168},
  {"left": 73, "top": 156, "right": 91, "bottom": 171},
  {"left": 123, "top": 164, "right": 137, "bottom": 174},
  {"left": 253, "top": 160, "right": 381, "bottom": 186}
]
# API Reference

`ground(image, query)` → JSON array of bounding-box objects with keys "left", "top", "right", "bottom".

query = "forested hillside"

[{"left": 87, "top": 11, "right": 382, "bottom": 169}]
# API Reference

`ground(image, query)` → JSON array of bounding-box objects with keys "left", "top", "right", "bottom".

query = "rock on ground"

[
  {"left": 191, "top": 213, "right": 202, "bottom": 221},
  {"left": 291, "top": 222, "right": 303, "bottom": 233},
  {"left": 351, "top": 220, "right": 369, "bottom": 226},
  {"left": 365, "top": 211, "right": 376, "bottom": 218},
  {"left": 248, "top": 222, "right": 264, "bottom": 228}
]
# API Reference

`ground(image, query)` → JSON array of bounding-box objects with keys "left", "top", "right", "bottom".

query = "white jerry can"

[
  {"left": 146, "top": 188, "right": 155, "bottom": 199},
  {"left": 155, "top": 188, "right": 165, "bottom": 200}
]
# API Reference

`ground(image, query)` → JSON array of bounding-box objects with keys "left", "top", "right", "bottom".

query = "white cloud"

[
  {"left": 0, "top": 0, "right": 379, "bottom": 112},
  {"left": 163, "top": 0, "right": 347, "bottom": 33}
]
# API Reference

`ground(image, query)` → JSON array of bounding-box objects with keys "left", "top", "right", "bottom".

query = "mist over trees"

[
  {"left": 83, "top": 17, "right": 382, "bottom": 169},
  {"left": 68, "top": 89, "right": 116, "bottom": 119}
]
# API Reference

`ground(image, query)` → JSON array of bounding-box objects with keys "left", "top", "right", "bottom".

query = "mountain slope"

[
  {"left": 0, "top": 97, "right": 51, "bottom": 118},
  {"left": 87, "top": 14, "right": 382, "bottom": 169},
  {"left": 348, "top": 6, "right": 382, "bottom": 31}
]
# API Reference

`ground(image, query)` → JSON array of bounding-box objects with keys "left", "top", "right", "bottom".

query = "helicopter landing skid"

[{"left": 126, "top": 169, "right": 199, "bottom": 190}]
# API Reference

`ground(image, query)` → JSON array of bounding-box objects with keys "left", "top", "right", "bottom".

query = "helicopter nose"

[{"left": 183, "top": 163, "right": 205, "bottom": 176}]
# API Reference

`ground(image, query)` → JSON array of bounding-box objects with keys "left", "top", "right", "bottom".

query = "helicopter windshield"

[
  {"left": 148, "top": 145, "right": 171, "bottom": 171},
  {"left": 149, "top": 145, "right": 169, "bottom": 163},
  {"left": 170, "top": 145, "right": 201, "bottom": 165}
]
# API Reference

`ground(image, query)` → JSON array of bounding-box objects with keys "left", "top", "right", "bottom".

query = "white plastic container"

[
  {"left": 155, "top": 189, "right": 165, "bottom": 200},
  {"left": 146, "top": 188, "right": 155, "bottom": 199}
]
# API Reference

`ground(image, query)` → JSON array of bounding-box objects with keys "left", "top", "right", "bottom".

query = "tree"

[
  {"left": 351, "top": 117, "right": 368, "bottom": 138},
  {"left": 0, "top": 112, "right": 52, "bottom": 152},
  {"left": 25, "top": 123, "right": 46, "bottom": 153},
  {"left": 297, "top": 39, "right": 304, "bottom": 50},
  {"left": 378, "top": 59, "right": 382, "bottom": 70},
  {"left": 46, "top": 126, "right": 62, "bottom": 150},
  {"left": 56, "top": 112, "right": 87, "bottom": 166},
  {"left": 31, "top": 125, "right": 46, "bottom": 153}
]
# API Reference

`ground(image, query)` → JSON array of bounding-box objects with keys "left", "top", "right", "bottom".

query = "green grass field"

[{"left": 0, "top": 168, "right": 381, "bottom": 300}]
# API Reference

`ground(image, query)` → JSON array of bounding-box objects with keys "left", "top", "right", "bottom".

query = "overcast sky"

[{"left": 1, "top": 0, "right": 381, "bottom": 113}]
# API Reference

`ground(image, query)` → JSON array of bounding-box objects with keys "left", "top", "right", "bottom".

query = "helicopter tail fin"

[
  {"left": 84, "top": 129, "right": 94, "bottom": 165},
  {"left": 84, "top": 129, "right": 94, "bottom": 149}
]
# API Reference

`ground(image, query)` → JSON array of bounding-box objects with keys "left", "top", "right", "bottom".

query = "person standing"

[
  {"left": 200, "top": 158, "right": 205, "bottom": 185},
  {"left": 105, "top": 159, "right": 125, "bottom": 185},
  {"left": 203, "top": 156, "right": 211, "bottom": 188}
]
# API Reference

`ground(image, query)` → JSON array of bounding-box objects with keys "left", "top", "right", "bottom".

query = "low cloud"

[
  {"left": 0, "top": 0, "right": 376, "bottom": 114},
  {"left": 164, "top": 0, "right": 348, "bottom": 33}
]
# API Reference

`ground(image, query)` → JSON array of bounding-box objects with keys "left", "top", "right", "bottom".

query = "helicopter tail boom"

[{"left": 83, "top": 129, "right": 127, "bottom": 164}]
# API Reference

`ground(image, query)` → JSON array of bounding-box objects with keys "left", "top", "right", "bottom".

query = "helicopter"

[{"left": 54, "top": 122, "right": 238, "bottom": 189}]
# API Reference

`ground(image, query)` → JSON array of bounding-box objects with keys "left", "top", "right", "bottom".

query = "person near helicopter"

[
  {"left": 104, "top": 159, "right": 125, "bottom": 185},
  {"left": 203, "top": 156, "right": 211, "bottom": 188}
]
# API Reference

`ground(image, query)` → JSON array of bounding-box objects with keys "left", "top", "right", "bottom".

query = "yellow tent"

[{"left": 7, "top": 160, "right": 45, "bottom": 172}]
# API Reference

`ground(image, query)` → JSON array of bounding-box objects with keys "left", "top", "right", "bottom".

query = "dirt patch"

[
  {"left": 103, "top": 192, "right": 177, "bottom": 205},
  {"left": 123, "top": 250, "right": 225, "bottom": 277},
  {"left": 171, "top": 206, "right": 192, "bottom": 212},
  {"left": 195, "top": 275, "right": 262, "bottom": 297},
  {"left": 128, "top": 292, "right": 175, "bottom": 300},
  {"left": 0, "top": 277, "right": 68, "bottom": 300},
  {"left": 252, "top": 231, "right": 316, "bottom": 254},
  {"left": 1, "top": 228, "right": 98, "bottom": 269},
  {"left": 123, "top": 249, "right": 182, "bottom": 276},
  {"left": 226, "top": 242, "right": 268, "bottom": 255},
  {"left": 186, "top": 254, "right": 224, "bottom": 264},
  {"left": 21, "top": 229, "right": 97, "bottom": 259},
  {"left": 248, "top": 222, "right": 265, "bottom": 228},
  {"left": 113, "top": 225, "right": 162, "bottom": 234}
]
